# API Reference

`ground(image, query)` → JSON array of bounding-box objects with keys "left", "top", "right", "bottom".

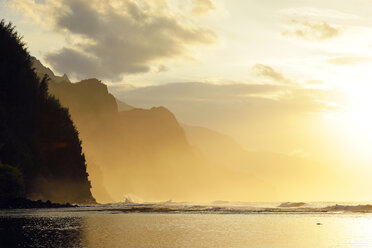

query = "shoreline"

[{"left": 0, "top": 198, "right": 79, "bottom": 209}]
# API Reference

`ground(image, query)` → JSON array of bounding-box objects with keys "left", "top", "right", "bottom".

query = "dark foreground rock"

[{"left": 0, "top": 198, "right": 78, "bottom": 209}]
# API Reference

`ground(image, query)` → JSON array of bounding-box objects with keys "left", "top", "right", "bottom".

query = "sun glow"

[
  {"left": 330, "top": 77, "right": 372, "bottom": 163},
  {"left": 346, "top": 101, "right": 372, "bottom": 156},
  {"left": 312, "top": 63, "right": 372, "bottom": 171}
]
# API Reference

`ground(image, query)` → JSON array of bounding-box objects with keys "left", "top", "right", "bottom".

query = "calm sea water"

[{"left": 1, "top": 204, "right": 372, "bottom": 247}]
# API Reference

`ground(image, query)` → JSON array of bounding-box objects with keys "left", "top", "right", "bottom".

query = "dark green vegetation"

[
  {"left": 0, "top": 162, "right": 24, "bottom": 200},
  {"left": 0, "top": 21, "right": 95, "bottom": 204}
]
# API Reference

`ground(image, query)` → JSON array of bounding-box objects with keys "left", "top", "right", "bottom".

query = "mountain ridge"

[{"left": 32, "top": 58, "right": 336, "bottom": 202}]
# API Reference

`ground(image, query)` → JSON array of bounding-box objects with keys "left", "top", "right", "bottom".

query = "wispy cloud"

[
  {"left": 114, "top": 81, "right": 341, "bottom": 116},
  {"left": 114, "top": 82, "right": 289, "bottom": 102},
  {"left": 327, "top": 56, "right": 372, "bottom": 66},
  {"left": 252, "top": 64, "right": 292, "bottom": 84},
  {"left": 191, "top": 0, "right": 215, "bottom": 15},
  {"left": 279, "top": 7, "right": 360, "bottom": 20},
  {"left": 282, "top": 19, "right": 340, "bottom": 41}
]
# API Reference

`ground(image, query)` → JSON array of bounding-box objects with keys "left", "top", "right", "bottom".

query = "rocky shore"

[{"left": 0, "top": 198, "right": 78, "bottom": 209}]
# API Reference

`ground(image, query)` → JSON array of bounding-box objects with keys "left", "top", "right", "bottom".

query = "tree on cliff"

[{"left": 0, "top": 20, "right": 95, "bottom": 204}]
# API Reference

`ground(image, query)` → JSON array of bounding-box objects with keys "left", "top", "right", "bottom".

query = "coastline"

[{"left": 0, "top": 198, "right": 79, "bottom": 209}]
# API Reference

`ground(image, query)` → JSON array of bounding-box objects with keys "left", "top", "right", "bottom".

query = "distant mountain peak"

[
  {"left": 116, "top": 99, "right": 134, "bottom": 112},
  {"left": 31, "top": 57, "right": 70, "bottom": 83},
  {"left": 61, "top": 73, "right": 69, "bottom": 81}
]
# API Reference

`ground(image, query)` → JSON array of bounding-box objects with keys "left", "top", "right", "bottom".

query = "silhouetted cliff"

[
  {"left": 45, "top": 78, "right": 118, "bottom": 202},
  {"left": 33, "top": 57, "right": 70, "bottom": 83},
  {"left": 32, "top": 59, "right": 277, "bottom": 203},
  {"left": 0, "top": 21, "right": 95, "bottom": 204},
  {"left": 45, "top": 79, "right": 198, "bottom": 202}
]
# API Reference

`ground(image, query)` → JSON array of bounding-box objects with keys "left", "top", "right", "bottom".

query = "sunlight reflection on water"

[{"left": 1, "top": 210, "right": 372, "bottom": 247}]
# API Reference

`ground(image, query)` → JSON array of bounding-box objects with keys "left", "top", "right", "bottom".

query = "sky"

[{"left": 2, "top": 0, "right": 372, "bottom": 173}]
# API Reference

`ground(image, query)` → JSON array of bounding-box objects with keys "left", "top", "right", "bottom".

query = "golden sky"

[{"left": 2, "top": 0, "right": 372, "bottom": 197}]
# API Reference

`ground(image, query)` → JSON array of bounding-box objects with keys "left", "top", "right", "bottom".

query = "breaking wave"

[{"left": 93, "top": 202, "right": 372, "bottom": 214}]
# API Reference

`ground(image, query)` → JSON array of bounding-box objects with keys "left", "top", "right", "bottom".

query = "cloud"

[
  {"left": 156, "top": 65, "right": 169, "bottom": 73},
  {"left": 282, "top": 19, "right": 340, "bottom": 41},
  {"left": 306, "top": 80, "right": 325, "bottom": 85},
  {"left": 279, "top": 7, "right": 360, "bottom": 20},
  {"left": 114, "top": 82, "right": 289, "bottom": 103},
  {"left": 10, "top": 0, "right": 217, "bottom": 80},
  {"left": 327, "top": 56, "right": 372, "bottom": 66},
  {"left": 252, "top": 64, "right": 292, "bottom": 84},
  {"left": 191, "top": 0, "right": 215, "bottom": 15},
  {"left": 112, "top": 63, "right": 342, "bottom": 117},
  {"left": 114, "top": 82, "right": 340, "bottom": 116}
]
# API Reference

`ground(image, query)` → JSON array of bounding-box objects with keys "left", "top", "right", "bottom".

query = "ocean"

[{"left": 1, "top": 202, "right": 372, "bottom": 247}]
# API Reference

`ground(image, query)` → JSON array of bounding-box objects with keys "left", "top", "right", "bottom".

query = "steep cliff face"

[
  {"left": 35, "top": 72, "right": 195, "bottom": 202},
  {"left": 48, "top": 79, "right": 119, "bottom": 135},
  {"left": 119, "top": 107, "right": 190, "bottom": 152},
  {"left": 33, "top": 57, "right": 70, "bottom": 83},
  {"left": 0, "top": 21, "right": 95, "bottom": 204},
  {"left": 47, "top": 81, "right": 201, "bottom": 202},
  {"left": 31, "top": 58, "right": 280, "bottom": 203},
  {"left": 46, "top": 78, "right": 119, "bottom": 203}
]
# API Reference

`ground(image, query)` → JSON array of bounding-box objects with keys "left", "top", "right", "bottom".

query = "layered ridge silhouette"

[{"left": 33, "top": 59, "right": 335, "bottom": 203}]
